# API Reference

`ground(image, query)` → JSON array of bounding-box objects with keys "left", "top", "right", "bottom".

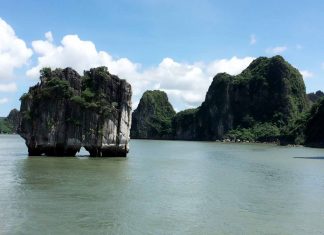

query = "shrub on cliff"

[
  {"left": 0, "top": 118, "right": 13, "bottom": 134},
  {"left": 226, "top": 122, "right": 281, "bottom": 142}
]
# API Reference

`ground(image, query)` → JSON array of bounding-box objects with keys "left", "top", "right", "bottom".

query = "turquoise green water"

[{"left": 1, "top": 135, "right": 324, "bottom": 234}]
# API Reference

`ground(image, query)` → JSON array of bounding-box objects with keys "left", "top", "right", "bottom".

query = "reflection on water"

[{"left": 1, "top": 135, "right": 324, "bottom": 234}]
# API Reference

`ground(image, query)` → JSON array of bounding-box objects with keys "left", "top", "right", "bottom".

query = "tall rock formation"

[
  {"left": 173, "top": 56, "right": 309, "bottom": 140},
  {"left": 19, "top": 67, "right": 132, "bottom": 157},
  {"left": 131, "top": 90, "right": 176, "bottom": 139}
]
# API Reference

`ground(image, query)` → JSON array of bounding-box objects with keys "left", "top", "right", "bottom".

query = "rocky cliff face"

[
  {"left": 19, "top": 67, "right": 132, "bottom": 157},
  {"left": 173, "top": 56, "right": 309, "bottom": 141},
  {"left": 131, "top": 90, "right": 175, "bottom": 139}
]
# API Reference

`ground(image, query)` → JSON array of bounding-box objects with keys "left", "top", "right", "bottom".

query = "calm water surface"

[{"left": 1, "top": 135, "right": 324, "bottom": 234}]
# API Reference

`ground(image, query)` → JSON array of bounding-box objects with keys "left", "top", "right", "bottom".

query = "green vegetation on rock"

[
  {"left": 0, "top": 109, "right": 21, "bottom": 134},
  {"left": 307, "top": 90, "right": 324, "bottom": 105},
  {"left": 131, "top": 90, "right": 176, "bottom": 139},
  {"left": 70, "top": 67, "right": 119, "bottom": 114},
  {"left": 304, "top": 98, "right": 324, "bottom": 146},
  {"left": 225, "top": 122, "right": 281, "bottom": 142},
  {"left": 0, "top": 118, "right": 14, "bottom": 134},
  {"left": 171, "top": 108, "right": 198, "bottom": 140},
  {"left": 282, "top": 98, "right": 324, "bottom": 146}
]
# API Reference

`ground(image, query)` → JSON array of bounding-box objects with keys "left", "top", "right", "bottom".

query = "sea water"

[{"left": 1, "top": 135, "right": 324, "bottom": 234}]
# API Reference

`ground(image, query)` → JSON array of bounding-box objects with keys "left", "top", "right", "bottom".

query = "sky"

[{"left": 0, "top": 0, "right": 324, "bottom": 116}]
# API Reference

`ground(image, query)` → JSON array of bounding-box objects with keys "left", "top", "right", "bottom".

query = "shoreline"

[{"left": 130, "top": 137, "right": 308, "bottom": 148}]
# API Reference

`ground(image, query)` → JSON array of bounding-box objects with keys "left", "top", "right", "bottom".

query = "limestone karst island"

[{"left": 19, "top": 67, "right": 132, "bottom": 157}]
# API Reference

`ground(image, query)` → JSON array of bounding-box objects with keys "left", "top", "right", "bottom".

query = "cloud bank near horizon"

[
  {"left": 26, "top": 32, "right": 255, "bottom": 109},
  {"left": 0, "top": 17, "right": 315, "bottom": 112}
]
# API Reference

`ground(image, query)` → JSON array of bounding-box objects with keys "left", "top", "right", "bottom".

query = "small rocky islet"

[
  {"left": 18, "top": 66, "right": 132, "bottom": 157},
  {"left": 1, "top": 55, "right": 324, "bottom": 156}
]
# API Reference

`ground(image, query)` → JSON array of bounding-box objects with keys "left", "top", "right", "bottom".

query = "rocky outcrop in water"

[
  {"left": 131, "top": 90, "right": 176, "bottom": 139},
  {"left": 173, "top": 56, "right": 309, "bottom": 141},
  {"left": 19, "top": 67, "right": 132, "bottom": 157}
]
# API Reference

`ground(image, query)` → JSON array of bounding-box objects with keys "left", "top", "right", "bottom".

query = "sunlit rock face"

[{"left": 19, "top": 67, "right": 132, "bottom": 157}]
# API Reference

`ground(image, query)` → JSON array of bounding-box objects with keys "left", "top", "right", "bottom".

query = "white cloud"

[
  {"left": 206, "top": 57, "right": 254, "bottom": 76},
  {"left": 0, "top": 98, "right": 9, "bottom": 104},
  {"left": 26, "top": 33, "right": 140, "bottom": 80},
  {"left": 300, "top": 70, "right": 314, "bottom": 79},
  {"left": 296, "top": 44, "right": 303, "bottom": 50},
  {"left": 266, "top": 46, "right": 287, "bottom": 54},
  {"left": 0, "top": 18, "right": 33, "bottom": 80},
  {"left": 28, "top": 32, "right": 255, "bottom": 110},
  {"left": 0, "top": 82, "right": 17, "bottom": 92},
  {"left": 139, "top": 58, "right": 210, "bottom": 107},
  {"left": 250, "top": 34, "right": 256, "bottom": 45}
]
